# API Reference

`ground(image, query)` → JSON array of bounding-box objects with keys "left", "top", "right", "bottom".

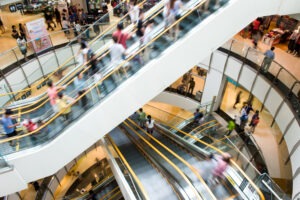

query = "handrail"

[
  {"left": 107, "top": 135, "right": 150, "bottom": 200},
  {"left": 0, "top": 0, "right": 214, "bottom": 147},
  {"left": 99, "top": 186, "right": 120, "bottom": 200},
  {"left": 125, "top": 119, "right": 217, "bottom": 200},
  {"left": 0, "top": 0, "right": 164, "bottom": 117},
  {"left": 106, "top": 190, "right": 122, "bottom": 200},
  {"left": 0, "top": 0, "right": 147, "bottom": 98},
  {"left": 159, "top": 123, "right": 266, "bottom": 200},
  {"left": 122, "top": 121, "right": 204, "bottom": 200},
  {"left": 191, "top": 120, "right": 218, "bottom": 133}
]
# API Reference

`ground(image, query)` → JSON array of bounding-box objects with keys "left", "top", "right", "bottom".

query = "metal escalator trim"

[
  {"left": 194, "top": 123, "right": 220, "bottom": 136},
  {"left": 190, "top": 119, "right": 218, "bottom": 133},
  {"left": 0, "top": 0, "right": 150, "bottom": 99},
  {"left": 125, "top": 119, "right": 217, "bottom": 200},
  {"left": 124, "top": 121, "right": 208, "bottom": 200},
  {"left": 119, "top": 126, "right": 189, "bottom": 200},
  {"left": 161, "top": 123, "right": 266, "bottom": 200},
  {"left": 99, "top": 186, "right": 120, "bottom": 200},
  {"left": 107, "top": 190, "right": 122, "bottom": 200},
  {"left": 107, "top": 135, "right": 150, "bottom": 200}
]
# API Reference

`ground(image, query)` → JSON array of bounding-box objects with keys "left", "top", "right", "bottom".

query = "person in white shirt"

[
  {"left": 142, "top": 19, "right": 154, "bottom": 63},
  {"left": 77, "top": 42, "right": 89, "bottom": 64},
  {"left": 146, "top": 115, "right": 155, "bottom": 134},
  {"left": 110, "top": 35, "right": 126, "bottom": 68},
  {"left": 74, "top": 20, "right": 82, "bottom": 36},
  {"left": 128, "top": 0, "right": 139, "bottom": 24}
]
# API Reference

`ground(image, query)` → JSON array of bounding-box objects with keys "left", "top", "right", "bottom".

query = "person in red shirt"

[{"left": 112, "top": 23, "right": 132, "bottom": 49}]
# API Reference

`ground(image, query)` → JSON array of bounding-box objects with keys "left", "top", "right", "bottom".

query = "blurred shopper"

[
  {"left": 17, "top": 35, "right": 28, "bottom": 61},
  {"left": 142, "top": 19, "right": 154, "bottom": 63},
  {"left": 47, "top": 80, "right": 66, "bottom": 113},
  {"left": 62, "top": 17, "right": 71, "bottom": 35},
  {"left": 74, "top": 72, "right": 88, "bottom": 108},
  {"left": 136, "top": 11, "right": 145, "bottom": 45},
  {"left": 138, "top": 108, "right": 147, "bottom": 128},
  {"left": 2, "top": 109, "right": 19, "bottom": 146},
  {"left": 226, "top": 120, "right": 235, "bottom": 136},
  {"left": 198, "top": 154, "right": 217, "bottom": 183},
  {"left": 294, "top": 36, "right": 300, "bottom": 57},
  {"left": 128, "top": 0, "right": 139, "bottom": 24},
  {"left": 249, "top": 110, "right": 260, "bottom": 133},
  {"left": 56, "top": 92, "right": 75, "bottom": 121},
  {"left": 89, "top": 52, "right": 99, "bottom": 76},
  {"left": 112, "top": 23, "right": 132, "bottom": 49},
  {"left": 261, "top": 47, "right": 275, "bottom": 73},
  {"left": 77, "top": 42, "right": 90, "bottom": 64},
  {"left": 211, "top": 153, "right": 231, "bottom": 184},
  {"left": 233, "top": 91, "right": 242, "bottom": 109},
  {"left": 74, "top": 20, "right": 82, "bottom": 37},
  {"left": 187, "top": 78, "right": 195, "bottom": 95},
  {"left": 19, "top": 23, "right": 26, "bottom": 41},
  {"left": 110, "top": 35, "right": 126, "bottom": 68},
  {"left": 11, "top": 25, "right": 19, "bottom": 39},
  {"left": 45, "top": 11, "right": 55, "bottom": 31},
  {"left": 55, "top": 8, "right": 62, "bottom": 28},
  {"left": 239, "top": 105, "right": 248, "bottom": 131},
  {"left": 193, "top": 108, "right": 203, "bottom": 122},
  {"left": 0, "top": 16, "right": 5, "bottom": 33},
  {"left": 146, "top": 115, "right": 155, "bottom": 134}
]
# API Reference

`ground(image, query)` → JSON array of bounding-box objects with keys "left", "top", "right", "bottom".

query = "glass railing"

[
  {"left": 0, "top": 0, "right": 164, "bottom": 118},
  {"left": 220, "top": 39, "right": 300, "bottom": 122},
  {"left": 0, "top": 0, "right": 228, "bottom": 156},
  {"left": 0, "top": 154, "right": 10, "bottom": 171},
  {"left": 0, "top": 1, "right": 138, "bottom": 106}
]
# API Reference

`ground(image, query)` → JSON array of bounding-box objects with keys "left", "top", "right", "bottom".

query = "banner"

[{"left": 26, "top": 18, "right": 52, "bottom": 53}]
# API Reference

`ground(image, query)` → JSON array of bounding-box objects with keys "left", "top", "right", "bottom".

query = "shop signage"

[{"left": 26, "top": 18, "right": 52, "bottom": 53}]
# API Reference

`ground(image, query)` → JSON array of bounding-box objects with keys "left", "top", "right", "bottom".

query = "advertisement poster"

[{"left": 26, "top": 18, "right": 52, "bottom": 53}]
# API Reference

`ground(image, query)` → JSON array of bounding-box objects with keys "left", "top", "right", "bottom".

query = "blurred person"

[
  {"left": 11, "top": 25, "right": 19, "bottom": 39},
  {"left": 44, "top": 11, "right": 55, "bottom": 31},
  {"left": 198, "top": 154, "right": 217, "bottom": 183},
  {"left": 110, "top": 35, "right": 126, "bottom": 68},
  {"left": 31, "top": 181, "right": 40, "bottom": 192},
  {"left": 112, "top": 23, "right": 132, "bottom": 49},
  {"left": 62, "top": 17, "right": 71, "bottom": 35},
  {"left": 74, "top": 72, "right": 88, "bottom": 108},
  {"left": 19, "top": 23, "right": 26, "bottom": 41},
  {"left": 74, "top": 20, "right": 82, "bottom": 37},
  {"left": 77, "top": 42, "right": 89, "bottom": 64},
  {"left": 233, "top": 91, "right": 242, "bottom": 109},
  {"left": 138, "top": 108, "right": 147, "bottom": 128},
  {"left": 211, "top": 153, "right": 231, "bottom": 184},
  {"left": 193, "top": 108, "right": 203, "bottom": 122},
  {"left": 0, "top": 16, "right": 5, "bottom": 33},
  {"left": 55, "top": 8, "right": 62, "bottom": 28},
  {"left": 226, "top": 120, "right": 235, "bottom": 136},
  {"left": 136, "top": 11, "right": 145, "bottom": 45},
  {"left": 146, "top": 115, "right": 155, "bottom": 134},
  {"left": 261, "top": 47, "right": 275, "bottom": 73},
  {"left": 187, "top": 77, "right": 195, "bottom": 95},
  {"left": 89, "top": 52, "right": 99, "bottom": 76},
  {"left": 17, "top": 35, "right": 28, "bottom": 61},
  {"left": 142, "top": 19, "right": 154, "bottom": 63},
  {"left": 249, "top": 110, "right": 259, "bottom": 132},
  {"left": 1, "top": 109, "right": 19, "bottom": 146},
  {"left": 128, "top": 0, "right": 139, "bottom": 24},
  {"left": 56, "top": 92, "right": 75, "bottom": 121},
  {"left": 47, "top": 80, "right": 66, "bottom": 113},
  {"left": 22, "top": 118, "right": 38, "bottom": 133},
  {"left": 239, "top": 105, "right": 248, "bottom": 131}
]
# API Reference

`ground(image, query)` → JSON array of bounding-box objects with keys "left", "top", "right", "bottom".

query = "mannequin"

[{"left": 287, "top": 26, "right": 300, "bottom": 54}]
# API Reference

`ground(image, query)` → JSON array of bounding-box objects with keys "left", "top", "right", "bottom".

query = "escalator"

[
  {"left": 1, "top": 0, "right": 299, "bottom": 195},
  {"left": 108, "top": 127, "right": 181, "bottom": 199},
  {"left": 124, "top": 119, "right": 243, "bottom": 200}
]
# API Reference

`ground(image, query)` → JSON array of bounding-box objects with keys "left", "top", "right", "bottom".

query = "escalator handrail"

[
  {"left": 126, "top": 119, "right": 217, "bottom": 199},
  {"left": 0, "top": 0, "right": 146, "bottom": 98},
  {"left": 0, "top": 0, "right": 219, "bottom": 146},
  {"left": 160, "top": 123, "right": 266, "bottom": 200},
  {"left": 0, "top": 0, "right": 166, "bottom": 118},
  {"left": 98, "top": 186, "right": 120, "bottom": 200},
  {"left": 106, "top": 190, "right": 122, "bottom": 200},
  {"left": 107, "top": 135, "right": 150, "bottom": 200},
  {"left": 191, "top": 120, "right": 218, "bottom": 133},
  {"left": 123, "top": 121, "right": 204, "bottom": 200}
]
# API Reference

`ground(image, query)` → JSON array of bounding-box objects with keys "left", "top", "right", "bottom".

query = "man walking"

[{"left": 261, "top": 47, "right": 275, "bottom": 73}]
